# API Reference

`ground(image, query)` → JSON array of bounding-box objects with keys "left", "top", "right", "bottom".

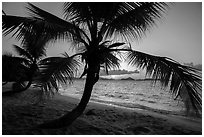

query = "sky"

[{"left": 2, "top": 2, "right": 202, "bottom": 71}]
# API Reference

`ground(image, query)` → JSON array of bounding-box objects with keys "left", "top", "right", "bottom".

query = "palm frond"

[
  {"left": 3, "top": 15, "right": 34, "bottom": 38},
  {"left": 12, "top": 44, "right": 33, "bottom": 61},
  {"left": 64, "top": 2, "right": 170, "bottom": 42},
  {"left": 3, "top": 14, "right": 68, "bottom": 44},
  {"left": 27, "top": 3, "right": 89, "bottom": 45},
  {"left": 3, "top": 4, "right": 88, "bottom": 47},
  {"left": 34, "top": 54, "right": 80, "bottom": 97},
  {"left": 97, "top": 42, "right": 128, "bottom": 74},
  {"left": 108, "top": 42, "right": 125, "bottom": 49},
  {"left": 74, "top": 44, "right": 87, "bottom": 55},
  {"left": 63, "top": 3, "right": 92, "bottom": 23},
  {"left": 3, "top": 15, "right": 48, "bottom": 60},
  {"left": 21, "top": 30, "right": 48, "bottom": 59},
  {"left": 126, "top": 50, "right": 202, "bottom": 115},
  {"left": 103, "top": 52, "right": 121, "bottom": 75},
  {"left": 2, "top": 10, "right": 6, "bottom": 15},
  {"left": 102, "top": 2, "right": 170, "bottom": 40}
]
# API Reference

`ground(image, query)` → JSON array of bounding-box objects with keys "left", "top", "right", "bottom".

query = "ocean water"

[{"left": 59, "top": 79, "right": 186, "bottom": 115}]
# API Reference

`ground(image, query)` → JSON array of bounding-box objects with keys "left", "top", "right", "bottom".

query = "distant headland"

[{"left": 100, "top": 69, "right": 139, "bottom": 76}]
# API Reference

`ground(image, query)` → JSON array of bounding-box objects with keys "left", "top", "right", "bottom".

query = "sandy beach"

[{"left": 2, "top": 85, "right": 202, "bottom": 135}]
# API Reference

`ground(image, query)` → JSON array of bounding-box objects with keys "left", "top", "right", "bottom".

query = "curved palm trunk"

[{"left": 38, "top": 64, "right": 100, "bottom": 129}]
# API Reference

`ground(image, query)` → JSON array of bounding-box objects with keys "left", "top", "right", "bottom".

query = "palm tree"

[
  {"left": 2, "top": 2, "right": 201, "bottom": 128},
  {"left": 3, "top": 33, "right": 79, "bottom": 96},
  {"left": 2, "top": 53, "right": 29, "bottom": 86},
  {"left": 2, "top": 26, "right": 48, "bottom": 94}
]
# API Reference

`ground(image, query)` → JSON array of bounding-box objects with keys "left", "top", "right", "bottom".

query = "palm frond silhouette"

[{"left": 2, "top": 2, "right": 201, "bottom": 128}]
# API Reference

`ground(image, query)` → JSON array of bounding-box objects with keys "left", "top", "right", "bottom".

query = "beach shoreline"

[{"left": 2, "top": 85, "right": 202, "bottom": 135}]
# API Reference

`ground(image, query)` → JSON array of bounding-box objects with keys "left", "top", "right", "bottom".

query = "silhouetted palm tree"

[
  {"left": 2, "top": 53, "right": 29, "bottom": 86},
  {"left": 2, "top": 2, "right": 201, "bottom": 128},
  {"left": 2, "top": 34, "right": 79, "bottom": 96},
  {"left": 2, "top": 27, "right": 48, "bottom": 94}
]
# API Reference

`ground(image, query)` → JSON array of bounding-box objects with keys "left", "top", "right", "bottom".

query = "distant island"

[{"left": 100, "top": 69, "right": 139, "bottom": 76}]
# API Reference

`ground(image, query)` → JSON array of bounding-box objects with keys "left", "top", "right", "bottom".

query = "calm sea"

[{"left": 59, "top": 79, "right": 186, "bottom": 115}]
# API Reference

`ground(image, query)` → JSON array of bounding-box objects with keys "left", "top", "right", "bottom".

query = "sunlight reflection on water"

[{"left": 59, "top": 79, "right": 186, "bottom": 114}]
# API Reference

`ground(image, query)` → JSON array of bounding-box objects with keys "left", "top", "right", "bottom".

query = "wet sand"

[{"left": 2, "top": 85, "right": 202, "bottom": 135}]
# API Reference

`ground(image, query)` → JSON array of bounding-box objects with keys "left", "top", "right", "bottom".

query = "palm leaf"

[
  {"left": 3, "top": 15, "right": 34, "bottom": 39},
  {"left": 102, "top": 52, "right": 121, "bottom": 75},
  {"left": 101, "top": 2, "right": 169, "bottom": 40},
  {"left": 3, "top": 15, "right": 70, "bottom": 44},
  {"left": 64, "top": 2, "right": 170, "bottom": 42},
  {"left": 33, "top": 54, "right": 80, "bottom": 97},
  {"left": 63, "top": 3, "right": 94, "bottom": 22},
  {"left": 2, "top": 10, "right": 6, "bottom": 15},
  {"left": 2, "top": 3, "right": 88, "bottom": 47},
  {"left": 126, "top": 50, "right": 202, "bottom": 115},
  {"left": 3, "top": 17, "right": 48, "bottom": 60},
  {"left": 22, "top": 32, "right": 48, "bottom": 60},
  {"left": 27, "top": 3, "right": 89, "bottom": 45},
  {"left": 12, "top": 44, "right": 33, "bottom": 61},
  {"left": 99, "top": 43, "right": 122, "bottom": 74},
  {"left": 108, "top": 42, "right": 125, "bottom": 49}
]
